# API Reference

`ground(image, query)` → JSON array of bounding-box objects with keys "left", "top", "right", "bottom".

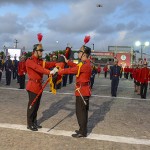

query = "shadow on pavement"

[
  {"left": 88, "top": 98, "right": 114, "bottom": 134},
  {"left": 37, "top": 96, "right": 74, "bottom": 125}
]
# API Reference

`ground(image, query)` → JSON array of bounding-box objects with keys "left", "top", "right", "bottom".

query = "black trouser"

[
  {"left": 19, "top": 75, "right": 25, "bottom": 89},
  {"left": 130, "top": 73, "right": 133, "bottom": 79},
  {"left": 76, "top": 96, "right": 89, "bottom": 136},
  {"left": 69, "top": 74, "right": 73, "bottom": 84},
  {"left": 63, "top": 74, "right": 68, "bottom": 86},
  {"left": 126, "top": 73, "right": 129, "bottom": 79},
  {"left": 140, "top": 83, "right": 148, "bottom": 99},
  {"left": 27, "top": 91, "right": 42, "bottom": 126},
  {"left": 111, "top": 77, "right": 119, "bottom": 97},
  {"left": 90, "top": 77, "right": 95, "bottom": 89},
  {"left": 104, "top": 72, "right": 107, "bottom": 78},
  {"left": 13, "top": 69, "right": 17, "bottom": 79},
  {"left": 120, "top": 72, "right": 122, "bottom": 78},
  {"left": 5, "top": 70, "right": 11, "bottom": 85}
]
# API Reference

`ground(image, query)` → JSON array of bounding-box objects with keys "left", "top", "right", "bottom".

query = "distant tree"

[{"left": 24, "top": 51, "right": 32, "bottom": 59}]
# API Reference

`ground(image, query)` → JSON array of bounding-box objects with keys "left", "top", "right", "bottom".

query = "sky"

[{"left": 0, "top": 0, "right": 150, "bottom": 55}]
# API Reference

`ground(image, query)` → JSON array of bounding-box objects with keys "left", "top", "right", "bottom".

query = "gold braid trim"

[
  {"left": 76, "top": 62, "right": 83, "bottom": 77},
  {"left": 49, "top": 66, "right": 61, "bottom": 94},
  {"left": 49, "top": 75, "right": 56, "bottom": 94},
  {"left": 43, "top": 60, "right": 46, "bottom": 68}
]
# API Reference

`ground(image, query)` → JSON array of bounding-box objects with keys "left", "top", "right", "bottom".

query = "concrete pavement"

[{"left": 0, "top": 75, "right": 150, "bottom": 150}]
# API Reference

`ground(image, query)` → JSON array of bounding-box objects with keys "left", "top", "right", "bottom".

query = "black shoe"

[
  {"left": 27, "top": 126, "right": 38, "bottom": 131},
  {"left": 75, "top": 130, "right": 80, "bottom": 134},
  {"left": 112, "top": 95, "right": 116, "bottom": 97},
  {"left": 72, "top": 133, "right": 86, "bottom": 138},
  {"left": 34, "top": 124, "right": 42, "bottom": 128}
]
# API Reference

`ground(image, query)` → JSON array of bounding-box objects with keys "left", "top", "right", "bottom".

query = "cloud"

[{"left": 0, "top": 0, "right": 150, "bottom": 54}]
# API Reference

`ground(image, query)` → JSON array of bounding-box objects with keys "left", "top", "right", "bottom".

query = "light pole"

[
  {"left": 135, "top": 41, "right": 149, "bottom": 59},
  {"left": 14, "top": 39, "right": 19, "bottom": 48},
  {"left": 3, "top": 45, "right": 6, "bottom": 60},
  {"left": 92, "top": 43, "right": 94, "bottom": 51}
]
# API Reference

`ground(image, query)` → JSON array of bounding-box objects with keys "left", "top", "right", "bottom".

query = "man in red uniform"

[
  {"left": 97, "top": 64, "right": 101, "bottom": 77},
  {"left": 26, "top": 44, "right": 57, "bottom": 131},
  {"left": 140, "top": 61, "right": 150, "bottom": 99},
  {"left": 58, "top": 45, "right": 92, "bottom": 138},
  {"left": 18, "top": 55, "right": 26, "bottom": 89},
  {"left": 103, "top": 64, "right": 108, "bottom": 78}
]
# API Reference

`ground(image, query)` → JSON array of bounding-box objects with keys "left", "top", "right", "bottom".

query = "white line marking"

[
  {"left": 0, "top": 123, "right": 150, "bottom": 145},
  {"left": 0, "top": 87, "right": 150, "bottom": 101}
]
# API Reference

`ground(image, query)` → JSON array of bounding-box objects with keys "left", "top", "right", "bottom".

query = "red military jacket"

[
  {"left": 26, "top": 55, "right": 56, "bottom": 94},
  {"left": 18, "top": 61, "right": 26, "bottom": 76},
  {"left": 103, "top": 66, "right": 108, "bottom": 72},
  {"left": 136, "top": 68, "right": 142, "bottom": 82},
  {"left": 58, "top": 59, "right": 92, "bottom": 96},
  {"left": 139, "top": 67, "right": 150, "bottom": 83},
  {"left": 132, "top": 68, "right": 137, "bottom": 79},
  {"left": 97, "top": 66, "right": 101, "bottom": 73}
]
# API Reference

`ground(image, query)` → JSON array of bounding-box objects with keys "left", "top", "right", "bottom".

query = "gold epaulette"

[{"left": 76, "top": 62, "right": 83, "bottom": 77}]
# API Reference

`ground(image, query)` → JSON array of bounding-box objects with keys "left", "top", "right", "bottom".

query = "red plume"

[
  {"left": 84, "top": 35, "right": 90, "bottom": 45},
  {"left": 37, "top": 33, "right": 43, "bottom": 42},
  {"left": 65, "top": 47, "right": 71, "bottom": 59}
]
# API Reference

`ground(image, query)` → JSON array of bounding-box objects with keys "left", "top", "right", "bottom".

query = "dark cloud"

[{"left": 0, "top": 13, "right": 25, "bottom": 34}]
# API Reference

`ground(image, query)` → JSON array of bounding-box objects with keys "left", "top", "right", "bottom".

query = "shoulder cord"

[{"left": 76, "top": 62, "right": 83, "bottom": 77}]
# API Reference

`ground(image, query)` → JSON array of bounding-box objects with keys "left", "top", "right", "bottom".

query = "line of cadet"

[
  {"left": 0, "top": 54, "right": 26, "bottom": 89},
  {"left": 123, "top": 60, "right": 150, "bottom": 99}
]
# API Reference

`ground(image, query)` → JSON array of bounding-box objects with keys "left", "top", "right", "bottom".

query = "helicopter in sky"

[{"left": 96, "top": 4, "right": 103, "bottom": 7}]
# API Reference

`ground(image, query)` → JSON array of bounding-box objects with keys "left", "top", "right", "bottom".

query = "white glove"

[{"left": 50, "top": 67, "right": 58, "bottom": 75}]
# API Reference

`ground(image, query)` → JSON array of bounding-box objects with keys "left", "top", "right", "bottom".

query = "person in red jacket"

[
  {"left": 140, "top": 61, "right": 150, "bottom": 99},
  {"left": 103, "top": 64, "right": 108, "bottom": 78},
  {"left": 18, "top": 55, "right": 26, "bottom": 89},
  {"left": 58, "top": 45, "right": 92, "bottom": 138},
  {"left": 26, "top": 43, "right": 57, "bottom": 131}
]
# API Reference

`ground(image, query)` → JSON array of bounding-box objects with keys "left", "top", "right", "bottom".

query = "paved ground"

[{"left": 0, "top": 74, "right": 150, "bottom": 150}]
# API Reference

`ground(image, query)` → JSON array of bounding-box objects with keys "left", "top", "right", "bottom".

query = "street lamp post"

[
  {"left": 92, "top": 43, "right": 94, "bottom": 51},
  {"left": 135, "top": 41, "right": 149, "bottom": 59},
  {"left": 14, "top": 39, "right": 18, "bottom": 48}
]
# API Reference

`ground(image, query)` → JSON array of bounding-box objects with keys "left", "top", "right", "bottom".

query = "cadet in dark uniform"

[
  {"left": 12, "top": 56, "right": 18, "bottom": 79},
  {"left": 4, "top": 55, "right": 13, "bottom": 85},
  {"left": 110, "top": 59, "right": 121, "bottom": 97}
]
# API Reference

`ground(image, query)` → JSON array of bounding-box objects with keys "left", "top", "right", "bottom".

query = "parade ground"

[{"left": 0, "top": 75, "right": 150, "bottom": 150}]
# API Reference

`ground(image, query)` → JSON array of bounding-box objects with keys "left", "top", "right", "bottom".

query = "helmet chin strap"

[
  {"left": 36, "top": 51, "right": 40, "bottom": 58},
  {"left": 79, "top": 52, "right": 85, "bottom": 60}
]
